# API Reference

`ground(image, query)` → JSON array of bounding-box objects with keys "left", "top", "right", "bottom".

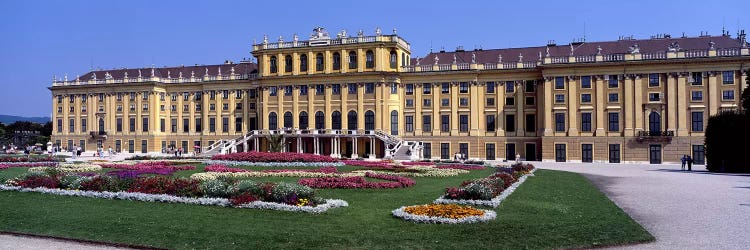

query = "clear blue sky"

[{"left": 0, "top": 0, "right": 747, "bottom": 117}]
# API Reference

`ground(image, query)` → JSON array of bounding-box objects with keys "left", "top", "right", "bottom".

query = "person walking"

[
  {"left": 108, "top": 146, "right": 113, "bottom": 158},
  {"left": 680, "top": 155, "right": 687, "bottom": 170},
  {"left": 515, "top": 153, "right": 521, "bottom": 163},
  {"left": 687, "top": 155, "right": 693, "bottom": 171}
]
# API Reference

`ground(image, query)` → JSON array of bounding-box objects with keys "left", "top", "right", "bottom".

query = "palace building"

[{"left": 50, "top": 27, "right": 750, "bottom": 164}]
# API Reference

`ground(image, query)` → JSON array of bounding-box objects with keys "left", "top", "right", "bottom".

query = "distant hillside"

[{"left": 0, "top": 115, "right": 50, "bottom": 124}]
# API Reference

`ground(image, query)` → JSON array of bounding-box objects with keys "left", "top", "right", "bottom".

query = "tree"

[
  {"left": 266, "top": 134, "right": 284, "bottom": 152},
  {"left": 741, "top": 70, "right": 750, "bottom": 115}
]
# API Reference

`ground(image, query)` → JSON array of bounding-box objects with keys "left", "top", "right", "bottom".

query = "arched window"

[
  {"left": 299, "top": 54, "right": 308, "bottom": 72},
  {"left": 649, "top": 111, "right": 661, "bottom": 133},
  {"left": 347, "top": 111, "right": 358, "bottom": 130},
  {"left": 401, "top": 52, "right": 406, "bottom": 67},
  {"left": 348, "top": 51, "right": 357, "bottom": 69},
  {"left": 284, "top": 55, "right": 293, "bottom": 72},
  {"left": 390, "top": 50, "right": 397, "bottom": 68},
  {"left": 98, "top": 118, "right": 105, "bottom": 131},
  {"left": 333, "top": 52, "right": 341, "bottom": 70},
  {"left": 269, "top": 56, "right": 278, "bottom": 73},
  {"left": 315, "top": 53, "right": 324, "bottom": 71},
  {"left": 268, "top": 112, "right": 277, "bottom": 130},
  {"left": 332, "top": 111, "right": 342, "bottom": 130},
  {"left": 390, "top": 110, "right": 399, "bottom": 135},
  {"left": 365, "top": 110, "right": 375, "bottom": 130},
  {"left": 365, "top": 50, "right": 374, "bottom": 68},
  {"left": 299, "top": 111, "right": 309, "bottom": 129},
  {"left": 283, "top": 111, "right": 293, "bottom": 128},
  {"left": 315, "top": 111, "right": 325, "bottom": 129}
]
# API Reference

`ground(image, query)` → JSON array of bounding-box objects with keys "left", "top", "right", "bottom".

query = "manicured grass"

[{"left": 0, "top": 167, "right": 653, "bottom": 249}]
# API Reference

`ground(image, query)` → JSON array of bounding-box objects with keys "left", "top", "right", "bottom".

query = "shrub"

[
  {"left": 200, "top": 179, "right": 233, "bottom": 198},
  {"left": 80, "top": 176, "right": 130, "bottom": 192},
  {"left": 128, "top": 176, "right": 202, "bottom": 197},
  {"left": 705, "top": 111, "right": 750, "bottom": 172},
  {"left": 511, "top": 163, "right": 535, "bottom": 174},
  {"left": 59, "top": 175, "right": 91, "bottom": 189}
]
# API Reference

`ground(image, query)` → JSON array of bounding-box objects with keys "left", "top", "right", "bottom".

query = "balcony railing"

[
  {"left": 89, "top": 131, "right": 107, "bottom": 138},
  {"left": 637, "top": 130, "right": 674, "bottom": 137},
  {"left": 635, "top": 130, "right": 674, "bottom": 143}
]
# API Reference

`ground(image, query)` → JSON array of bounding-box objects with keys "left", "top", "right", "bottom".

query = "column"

[
  {"left": 676, "top": 73, "right": 688, "bottom": 136},
  {"left": 297, "top": 136, "right": 302, "bottom": 153},
  {"left": 314, "top": 137, "right": 319, "bottom": 155},
  {"left": 292, "top": 85, "right": 299, "bottom": 129},
  {"left": 450, "top": 82, "right": 459, "bottom": 135},
  {"left": 352, "top": 137, "right": 358, "bottom": 158},
  {"left": 666, "top": 73, "right": 678, "bottom": 131},
  {"left": 432, "top": 83, "right": 440, "bottom": 134},
  {"left": 415, "top": 83, "right": 423, "bottom": 135},
  {"left": 516, "top": 80, "right": 525, "bottom": 136},
  {"left": 203, "top": 91, "right": 210, "bottom": 133},
  {"left": 497, "top": 81, "right": 505, "bottom": 136},
  {"left": 566, "top": 77, "right": 578, "bottom": 136},
  {"left": 341, "top": 84, "right": 349, "bottom": 130},
  {"left": 543, "top": 77, "right": 553, "bottom": 136},
  {"left": 277, "top": 86, "right": 283, "bottom": 128},
  {"left": 634, "top": 76, "right": 644, "bottom": 132},
  {"left": 357, "top": 83, "right": 364, "bottom": 131},
  {"left": 324, "top": 84, "right": 332, "bottom": 129},
  {"left": 595, "top": 76, "right": 606, "bottom": 136},
  {"left": 708, "top": 72, "right": 719, "bottom": 116},
  {"left": 369, "top": 138, "right": 375, "bottom": 158},
  {"left": 469, "top": 82, "right": 480, "bottom": 135},
  {"left": 623, "top": 75, "right": 634, "bottom": 136}
]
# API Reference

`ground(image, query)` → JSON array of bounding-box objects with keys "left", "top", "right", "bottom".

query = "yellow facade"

[{"left": 51, "top": 27, "right": 750, "bottom": 163}]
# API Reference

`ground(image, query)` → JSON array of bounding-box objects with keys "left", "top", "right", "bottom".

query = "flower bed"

[
  {"left": 204, "top": 160, "right": 344, "bottom": 168},
  {"left": 29, "top": 163, "right": 103, "bottom": 174},
  {"left": 211, "top": 152, "right": 338, "bottom": 163},
  {"left": 204, "top": 164, "right": 337, "bottom": 174},
  {"left": 400, "top": 161, "right": 434, "bottom": 166},
  {"left": 100, "top": 161, "right": 196, "bottom": 171},
  {"left": 298, "top": 172, "right": 415, "bottom": 189},
  {"left": 0, "top": 162, "right": 58, "bottom": 169},
  {"left": 433, "top": 164, "right": 536, "bottom": 208},
  {"left": 434, "top": 164, "right": 485, "bottom": 170},
  {"left": 355, "top": 166, "right": 470, "bottom": 177},
  {"left": 342, "top": 160, "right": 396, "bottom": 169},
  {"left": 193, "top": 165, "right": 355, "bottom": 181},
  {"left": 0, "top": 156, "right": 60, "bottom": 163},
  {"left": 392, "top": 204, "right": 496, "bottom": 224}
]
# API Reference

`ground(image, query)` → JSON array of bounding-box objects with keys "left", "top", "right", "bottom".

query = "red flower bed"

[
  {"left": 204, "top": 165, "right": 338, "bottom": 174},
  {"left": 298, "top": 172, "right": 415, "bottom": 189},
  {"left": 16, "top": 176, "right": 59, "bottom": 189},
  {"left": 127, "top": 176, "right": 203, "bottom": 197},
  {"left": 435, "top": 164, "right": 485, "bottom": 170},
  {"left": 400, "top": 161, "right": 434, "bottom": 166},
  {"left": 0, "top": 156, "right": 59, "bottom": 163},
  {"left": 342, "top": 160, "right": 396, "bottom": 169},
  {"left": 0, "top": 162, "right": 58, "bottom": 169},
  {"left": 211, "top": 152, "right": 338, "bottom": 163},
  {"left": 229, "top": 192, "right": 258, "bottom": 206},
  {"left": 101, "top": 161, "right": 195, "bottom": 171}
]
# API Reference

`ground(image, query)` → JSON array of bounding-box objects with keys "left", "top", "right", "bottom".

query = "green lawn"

[{"left": 0, "top": 166, "right": 653, "bottom": 249}]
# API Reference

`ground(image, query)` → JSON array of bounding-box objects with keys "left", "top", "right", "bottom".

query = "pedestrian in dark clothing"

[
  {"left": 687, "top": 156, "right": 693, "bottom": 171},
  {"left": 680, "top": 155, "right": 687, "bottom": 170}
]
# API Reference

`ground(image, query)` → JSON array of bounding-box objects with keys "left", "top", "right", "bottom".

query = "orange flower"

[{"left": 403, "top": 204, "right": 484, "bottom": 219}]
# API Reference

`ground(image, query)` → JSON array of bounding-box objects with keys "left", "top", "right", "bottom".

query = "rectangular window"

[
  {"left": 608, "top": 75, "right": 619, "bottom": 88},
  {"left": 222, "top": 103, "right": 228, "bottom": 111},
  {"left": 405, "top": 115, "right": 413, "bottom": 132},
  {"left": 142, "top": 104, "right": 149, "bottom": 111},
  {"left": 236, "top": 90, "right": 242, "bottom": 99},
  {"left": 649, "top": 93, "right": 661, "bottom": 102},
  {"left": 81, "top": 95, "right": 87, "bottom": 103},
  {"left": 222, "top": 117, "right": 229, "bottom": 132},
  {"left": 486, "top": 115, "right": 496, "bottom": 131},
  {"left": 525, "top": 80, "right": 535, "bottom": 92},
  {"left": 366, "top": 83, "right": 375, "bottom": 94},
  {"left": 348, "top": 83, "right": 357, "bottom": 94},
  {"left": 284, "top": 86, "right": 293, "bottom": 96},
  {"left": 440, "top": 115, "right": 450, "bottom": 132},
  {"left": 581, "top": 76, "right": 592, "bottom": 88},
  {"left": 235, "top": 117, "right": 243, "bottom": 132},
  {"left": 506, "top": 114, "right": 516, "bottom": 132},
  {"left": 555, "top": 113, "right": 565, "bottom": 132},
  {"left": 195, "top": 118, "right": 202, "bottom": 132},
  {"left": 691, "top": 91, "right": 703, "bottom": 101},
  {"left": 459, "top": 115, "right": 469, "bottom": 132},
  {"left": 116, "top": 118, "right": 122, "bottom": 132},
  {"left": 691, "top": 72, "right": 703, "bottom": 85},
  {"left": 459, "top": 82, "right": 469, "bottom": 93},
  {"left": 555, "top": 144, "right": 566, "bottom": 162},
  {"left": 195, "top": 92, "right": 202, "bottom": 101},
  {"left": 609, "top": 144, "right": 621, "bottom": 163},
  {"left": 554, "top": 94, "right": 565, "bottom": 103},
  {"left": 722, "top": 71, "right": 734, "bottom": 84},
  {"left": 222, "top": 90, "right": 229, "bottom": 99},
  {"left": 235, "top": 103, "right": 242, "bottom": 110},
  {"left": 440, "top": 143, "right": 450, "bottom": 159},
  {"left": 142, "top": 117, "right": 149, "bottom": 132},
  {"left": 608, "top": 112, "right": 619, "bottom": 132},
  {"left": 506, "top": 143, "right": 516, "bottom": 160},
  {"left": 141, "top": 140, "right": 147, "bottom": 153},
  {"left": 581, "top": 94, "right": 591, "bottom": 103},
  {"left": 405, "top": 84, "right": 413, "bottom": 95},
  {"left": 423, "top": 143, "right": 432, "bottom": 159},
  {"left": 459, "top": 98, "right": 469, "bottom": 106},
  {"left": 423, "top": 84, "right": 432, "bottom": 94},
  {"left": 459, "top": 143, "right": 468, "bottom": 158},
  {"left": 183, "top": 118, "right": 189, "bottom": 133},
  {"left": 129, "top": 92, "right": 136, "bottom": 100},
  {"left": 722, "top": 90, "right": 735, "bottom": 100},
  {"left": 405, "top": 99, "right": 414, "bottom": 107},
  {"left": 332, "top": 84, "right": 341, "bottom": 95},
  {"left": 423, "top": 99, "right": 432, "bottom": 107},
  {"left": 441, "top": 98, "right": 449, "bottom": 107},
  {"left": 649, "top": 73, "right": 660, "bottom": 87},
  {"left": 81, "top": 118, "right": 87, "bottom": 133},
  {"left": 486, "top": 82, "right": 495, "bottom": 93},
  {"left": 582, "top": 144, "right": 593, "bottom": 163},
  {"left": 525, "top": 114, "right": 536, "bottom": 132},
  {"left": 555, "top": 77, "right": 565, "bottom": 89},
  {"left": 209, "top": 118, "right": 216, "bottom": 132},
  {"left": 315, "top": 84, "right": 324, "bottom": 95},
  {"left": 581, "top": 113, "right": 592, "bottom": 132},
  {"left": 196, "top": 104, "right": 202, "bottom": 111},
  {"left": 526, "top": 96, "right": 536, "bottom": 106},
  {"left": 441, "top": 83, "right": 450, "bottom": 94},
  {"left": 57, "top": 95, "right": 62, "bottom": 103},
  {"left": 129, "top": 118, "right": 135, "bottom": 132},
  {"left": 486, "top": 98, "right": 495, "bottom": 106},
  {"left": 608, "top": 93, "right": 619, "bottom": 102},
  {"left": 183, "top": 92, "right": 190, "bottom": 101},
  {"left": 269, "top": 87, "right": 277, "bottom": 96},
  {"left": 505, "top": 81, "right": 515, "bottom": 93},
  {"left": 505, "top": 97, "right": 515, "bottom": 106},
  {"left": 692, "top": 111, "right": 704, "bottom": 132},
  {"left": 160, "top": 118, "right": 165, "bottom": 132},
  {"left": 299, "top": 85, "right": 308, "bottom": 96},
  {"left": 171, "top": 118, "right": 177, "bottom": 132},
  {"left": 422, "top": 115, "right": 432, "bottom": 131},
  {"left": 391, "top": 83, "right": 398, "bottom": 94}
]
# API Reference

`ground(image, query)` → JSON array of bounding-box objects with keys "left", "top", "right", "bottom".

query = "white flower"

[{"left": 391, "top": 206, "right": 496, "bottom": 224}]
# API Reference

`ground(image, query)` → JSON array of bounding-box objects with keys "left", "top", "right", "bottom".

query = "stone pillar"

[
  {"left": 595, "top": 75, "right": 606, "bottom": 136},
  {"left": 297, "top": 137, "right": 302, "bottom": 153},
  {"left": 369, "top": 138, "right": 376, "bottom": 159},
  {"left": 666, "top": 73, "right": 678, "bottom": 131},
  {"left": 567, "top": 76, "right": 578, "bottom": 136},
  {"left": 623, "top": 75, "right": 634, "bottom": 136},
  {"left": 313, "top": 137, "right": 319, "bottom": 155},
  {"left": 516, "top": 80, "right": 525, "bottom": 136},
  {"left": 543, "top": 77, "right": 554, "bottom": 136},
  {"left": 351, "top": 137, "right": 359, "bottom": 158},
  {"left": 450, "top": 82, "right": 459, "bottom": 135},
  {"left": 634, "top": 75, "right": 644, "bottom": 133},
  {"left": 677, "top": 72, "right": 689, "bottom": 136}
]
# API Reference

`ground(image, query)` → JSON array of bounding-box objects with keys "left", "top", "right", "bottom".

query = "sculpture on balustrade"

[
  {"left": 392, "top": 28, "right": 397, "bottom": 34},
  {"left": 498, "top": 54, "right": 502, "bottom": 63},
  {"left": 91, "top": 73, "right": 96, "bottom": 80},
  {"left": 570, "top": 44, "right": 575, "bottom": 56},
  {"left": 310, "top": 26, "right": 330, "bottom": 40},
  {"left": 123, "top": 72, "right": 127, "bottom": 79},
  {"left": 278, "top": 36, "right": 284, "bottom": 43},
  {"left": 263, "top": 34, "right": 268, "bottom": 44},
  {"left": 205, "top": 68, "right": 209, "bottom": 76},
  {"left": 452, "top": 54, "right": 457, "bottom": 64},
  {"left": 218, "top": 67, "right": 222, "bottom": 76},
  {"left": 168, "top": 71, "right": 171, "bottom": 79},
  {"left": 628, "top": 44, "right": 640, "bottom": 54},
  {"left": 471, "top": 52, "right": 476, "bottom": 64},
  {"left": 375, "top": 27, "right": 381, "bottom": 36},
  {"left": 597, "top": 46, "right": 602, "bottom": 55},
  {"left": 709, "top": 41, "right": 715, "bottom": 50},
  {"left": 105, "top": 72, "right": 112, "bottom": 80},
  {"left": 293, "top": 33, "right": 298, "bottom": 42},
  {"left": 357, "top": 30, "right": 364, "bottom": 37},
  {"left": 518, "top": 53, "right": 523, "bottom": 63},
  {"left": 138, "top": 69, "right": 142, "bottom": 78},
  {"left": 545, "top": 46, "right": 550, "bottom": 57},
  {"left": 668, "top": 42, "right": 680, "bottom": 52},
  {"left": 434, "top": 55, "right": 439, "bottom": 65},
  {"left": 151, "top": 67, "right": 155, "bottom": 77},
  {"left": 231, "top": 66, "right": 235, "bottom": 75},
  {"left": 64, "top": 74, "right": 68, "bottom": 81},
  {"left": 191, "top": 71, "right": 195, "bottom": 78}
]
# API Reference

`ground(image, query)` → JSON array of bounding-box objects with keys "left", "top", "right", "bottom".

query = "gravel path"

[{"left": 537, "top": 162, "right": 750, "bottom": 250}]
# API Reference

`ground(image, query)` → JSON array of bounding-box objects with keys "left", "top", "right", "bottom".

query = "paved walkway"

[
  {"left": 537, "top": 162, "right": 750, "bottom": 250},
  {"left": 0, "top": 234, "right": 133, "bottom": 250}
]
